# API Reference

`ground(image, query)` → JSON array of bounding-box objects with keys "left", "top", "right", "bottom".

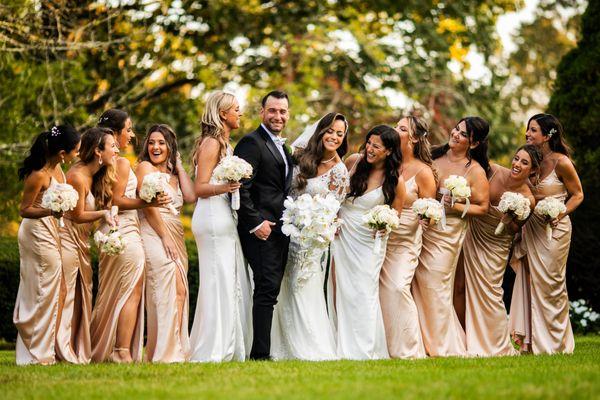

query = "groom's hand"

[{"left": 254, "top": 220, "right": 276, "bottom": 241}]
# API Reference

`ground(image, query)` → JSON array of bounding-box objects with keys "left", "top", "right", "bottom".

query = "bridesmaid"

[
  {"left": 509, "top": 114, "right": 583, "bottom": 354},
  {"left": 379, "top": 116, "right": 436, "bottom": 359},
  {"left": 189, "top": 91, "right": 253, "bottom": 362},
  {"left": 412, "top": 116, "right": 490, "bottom": 357},
  {"left": 462, "top": 145, "right": 539, "bottom": 357},
  {"left": 136, "top": 124, "right": 196, "bottom": 363},
  {"left": 91, "top": 109, "right": 169, "bottom": 363},
  {"left": 57, "top": 128, "right": 118, "bottom": 364},
  {"left": 331, "top": 125, "right": 405, "bottom": 360},
  {"left": 14, "top": 125, "right": 81, "bottom": 365}
]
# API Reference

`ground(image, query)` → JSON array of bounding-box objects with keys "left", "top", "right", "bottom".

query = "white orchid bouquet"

[
  {"left": 534, "top": 197, "right": 567, "bottom": 241},
  {"left": 139, "top": 172, "right": 178, "bottom": 215},
  {"left": 412, "top": 198, "right": 444, "bottom": 225},
  {"left": 495, "top": 191, "right": 531, "bottom": 235},
  {"left": 41, "top": 182, "right": 79, "bottom": 227},
  {"left": 442, "top": 175, "right": 471, "bottom": 218},
  {"left": 213, "top": 155, "right": 253, "bottom": 210},
  {"left": 94, "top": 228, "right": 127, "bottom": 256},
  {"left": 362, "top": 204, "right": 401, "bottom": 255}
]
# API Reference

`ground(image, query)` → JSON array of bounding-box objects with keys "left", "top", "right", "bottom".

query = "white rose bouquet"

[
  {"left": 139, "top": 172, "right": 178, "bottom": 215},
  {"left": 41, "top": 182, "right": 79, "bottom": 227},
  {"left": 442, "top": 175, "right": 471, "bottom": 218},
  {"left": 362, "top": 204, "right": 401, "bottom": 255},
  {"left": 412, "top": 198, "right": 444, "bottom": 225},
  {"left": 534, "top": 197, "right": 567, "bottom": 241},
  {"left": 94, "top": 228, "right": 127, "bottom": 256},
  {"left": 212, "top": 155, "right": 253, "bottom": 210},
  {"left": 495, "top": 191, "right": 531, "bottom": 235}
]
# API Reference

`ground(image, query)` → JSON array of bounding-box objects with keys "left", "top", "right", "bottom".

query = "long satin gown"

[
  {"left": 56, "top": 191, "right": 95, "bottom": 364},
  {"left": 13, "top": 177, "right": 62, "bottom": 365},
  {"left": 140, "top": 180, "right": 189, "bottom": 363},
  {"left": 462, "top": 181, "right": 518, "bottom": 356},
  {"left": 90, "top": 168, "right": 145, "bottom": 362},
  {"left": 331, "top": 187, "right": 389, "bottom": 360},
  {"left": 379, "top": 175, "right": 426, "bottom": 359},
  {"left": 509, "top": 167, "right": 574, "bottom": 354},
  {"left": 412, "top": 189, "right": 467, "bottom": 357},
  {"left": 189, "top": 154, "right": 253, "bottom": 362},
  {"left": 271, "top": 162, "right": 348, "bottom": 361}
]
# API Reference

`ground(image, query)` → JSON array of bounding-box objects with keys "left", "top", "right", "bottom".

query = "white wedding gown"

[
  {"left": 189, "top": 149, "right": 253, "bottom": 362},
  {"left": 330, "top": 186, "right": 390, "bottom": 360},
  {"left": 270, "top": 162, "right": 349, "bottom": 360}
]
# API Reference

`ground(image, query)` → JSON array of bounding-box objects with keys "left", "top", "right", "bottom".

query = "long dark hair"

[
  {"left": 18, "top": 125, "right": 80, "bottom": 180},
  {"left": 294, "top": 112, "right": 349, "bottom": 191},
  {"left": 347, "top": 125, "right": 402, "bottom": 206},
  {"left": 98, "top": 109, "right": 130, "bottom": 135},
  {"left": 431, "top": 116, "right": 490, "bottom": 174},
  {"left": 527, "top": 113, "right": 571, "bottom": 157},
  {"left": 138, "top": 124, "right": 179, "bottom": 175},
  {"left": 79, "top": 127, "right": 117, "bottom": 209}
]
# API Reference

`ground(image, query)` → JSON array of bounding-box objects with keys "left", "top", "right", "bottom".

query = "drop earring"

[
  {"left": 99, "top": 157, "right": 103, "bottom": 166},
  {"left": 61, "top": 157, "right": 65, "bottom": 164}
]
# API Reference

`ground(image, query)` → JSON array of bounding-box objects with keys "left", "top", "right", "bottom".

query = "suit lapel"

[
  {"left": 283, "top": 145, "right": 293, "bottom": 193},
  {"left": 258, "top": 126, "right": 285, "bottom": 170}
]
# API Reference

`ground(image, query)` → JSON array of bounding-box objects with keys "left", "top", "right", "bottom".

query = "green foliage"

[{"left": 548, "top": 0, "right": 600, "bottom": 311}]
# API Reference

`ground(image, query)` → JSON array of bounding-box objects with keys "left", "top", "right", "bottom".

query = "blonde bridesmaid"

[
  {"left": 56, "top": 128, "right": 118, "bottom": 364},
  {"left": 509, "top": 114, "right": 583, "bottom": 354},
  {"left": 91, "top": 109, "right": 169, "bottom": 363},
  {"left": 462, "top": 145, "right": 540, "bottom": 357},
  {"left": 14, "top": 126, "right": 81, "bottom": 365},
  {"left": 136, "top": 124, "right": 196, "bottom": 363},
  {"left": 379, "top": 116, "right": 436, "bottom": 359},
  {"left": 412, "top": 116, "right": 490, "bottom": 357}
]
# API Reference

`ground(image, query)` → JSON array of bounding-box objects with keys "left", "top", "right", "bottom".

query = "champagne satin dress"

[
  {"left": 90, "top": 168, "right": 146, "bottom": 362},
  {"left": 140, "top": 180, "right": 190, "bottom": 363},
  {"left": 509, "top": 166, "right": 574, "bottom": 354},
  {"left": 462, "top": 174, "right": 518, "bottom": 356},
  {"left": 379, "top": 175, "right": 426, "bottom": 359},
  {"left": 13, "top": 177, "right": 62, "bottom": 365},
  {"left": 56, "top": 192, "right": 95, "bottom": 364}
]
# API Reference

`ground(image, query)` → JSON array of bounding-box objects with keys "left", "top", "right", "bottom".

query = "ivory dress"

[
  {"left": 509, "top": 165, "right": 574, "bottom": 354},
  {"left": 140, "top": 179, "right": 189, "bottom": 362},
  {"left": 462, "top": 170, "right": 518, "bottom": 356},
  {"left": 331, "top": 187, "right": 389, "bottom": 360},
  {"left": 13, "top": 177, "right": 62, "bottom": 365},
  {"left": 271, "top": 162, "right": 348, "bottom": 360},
  {"left": 379, "top": 174, "right": 426, "bottom": 359},
  {"left": 90, "top": 168, "right": 145, "bottom": 362},
  {"left": 189, "top": 149, "right": 253, "bottom": 362},
  {"left": 56, "top": 191, "right": 95, "bottom": 364}
]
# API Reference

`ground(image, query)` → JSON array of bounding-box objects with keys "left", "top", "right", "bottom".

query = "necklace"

[{"left": 320, "top": 155, "right": 336, "bottom": 164}]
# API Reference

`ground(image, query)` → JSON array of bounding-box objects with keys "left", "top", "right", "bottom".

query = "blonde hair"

[{"left": 191, "top": 90, "right": 237, "bottom": 164}]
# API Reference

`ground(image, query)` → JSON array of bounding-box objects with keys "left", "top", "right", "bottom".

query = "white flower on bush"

[
  {"left": 495, "top": 191, "right": 531, "bottom": 235},
  {"left": 362, "top": 204, "right": 400, "bottom": 255},
  {"left": 534, "top": 197, "right": 567, "bottom": 240},
  {"left": 94, "top": 228, "right": 127, "bottom": 256},
  {"left": 412, "top": 198, "right": 444, "bottom": 224},
  {"left": 41, "top": 182, "right": 79, "bottom": 227},
  {"left": 139, "top": 172, "right": 178, "bottom": 215},
  {"left": 569, "top": 298, "right": 600, "bottom": 334}
]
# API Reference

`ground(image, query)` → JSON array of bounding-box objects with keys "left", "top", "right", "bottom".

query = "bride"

[{"left": 270, "top": 112, "right": 350, "bottom": 360}]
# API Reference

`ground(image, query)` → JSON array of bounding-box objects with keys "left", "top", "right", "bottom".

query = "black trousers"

[{"left": 239, "top": 231, "right": 289, "bottom": 359}]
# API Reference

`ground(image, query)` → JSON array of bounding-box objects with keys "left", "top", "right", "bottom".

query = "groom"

[{"left": 234, "top": 90, "right": 293, "bottom": 360}]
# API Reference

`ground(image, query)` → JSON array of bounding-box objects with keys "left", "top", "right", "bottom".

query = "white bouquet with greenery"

[
  {"left": 495, "top": 191, "right": 531, "bottom": 235},
  {"left": 139, "top": 172, "right": 178, "bottom": 215},
  {"left": 362, "top": 204, "right": 400, "bottom": 255},
  {"left": 534, "top": 197, "right": 567, "bottom": 240},
  {"left": 412, "top": 198, "right": 444, "bottom": 225},
  {"left": 213, "top": 155, "right": 253, "bottom": 210},
  {"left": 41, "top": 182, "right": 79, "bottom": 227}
]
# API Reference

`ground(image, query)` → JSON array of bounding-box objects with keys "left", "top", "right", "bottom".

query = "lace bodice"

[{"left": 291, "top": 162, "right": 349, "bottom": 201}]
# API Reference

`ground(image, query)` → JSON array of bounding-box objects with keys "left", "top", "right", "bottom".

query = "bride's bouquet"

[
  {"left": 412, "top": 198, "right": 444, "bottom": 225},
  {"left": 495, "top": 191, "right": 531, "bottom": 235},
  {"left": 213, "top": 155, "right": 253, "bottom": 210},
  {"left": 362, "top": 205, "right": 401, "bottom": 255},
  {"left": 139, "top": 172, "right": 178, "bottom": 215},
  {"left": 534, "top": 197, "right": 567, "bottom": 241},
  {"left": 442, "top": 175, "right": 471, "bottom": 218},
  {"left": 41, "top": 182, "right": 79, "bottom": 227}
]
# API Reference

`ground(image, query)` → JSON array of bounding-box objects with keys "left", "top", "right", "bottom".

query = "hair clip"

[
  {"left": 548, "top": 127, "right": 556, "bottom": 137},
  {"left": 50, "top": 126, "right": 61, "bottom": 137},
  {"left": 99, "top": 116, "right": 108, "bottom": 123}
]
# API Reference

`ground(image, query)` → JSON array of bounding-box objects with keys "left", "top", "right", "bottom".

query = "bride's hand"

[{"left": 223, "top": 181, "right": 241, "bottom": 193}]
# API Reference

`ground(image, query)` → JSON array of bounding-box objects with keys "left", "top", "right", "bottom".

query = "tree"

[{"left": 548, "top": 0, "right": 599, "bottom": 309}]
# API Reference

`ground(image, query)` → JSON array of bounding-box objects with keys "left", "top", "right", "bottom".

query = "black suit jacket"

[{"left": 234, "top": 125, "right": 293, "bottom": 234}]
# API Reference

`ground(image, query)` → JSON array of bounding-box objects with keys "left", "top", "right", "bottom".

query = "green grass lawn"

[{"left": 1, "top": 336, "right": 599, "bottom": 399}]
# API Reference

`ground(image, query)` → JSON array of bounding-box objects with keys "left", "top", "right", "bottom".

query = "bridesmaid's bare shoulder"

[{"left": 344, "top": 153, "right": 362, "bottom": 170}]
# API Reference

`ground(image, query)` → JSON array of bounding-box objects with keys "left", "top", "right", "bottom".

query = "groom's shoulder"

[{"left": 236, "top": 126, "right": 264, "bottom": 146}]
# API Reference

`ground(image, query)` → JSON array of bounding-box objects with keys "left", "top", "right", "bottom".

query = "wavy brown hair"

[
  {"left": 138, "top": 124, "right": 179, "bottom": 175},
  {"left": 293, "top": 112, "right": 349, "bottom": 192},
  {"left": 527, "top": 113, "right": 571, "bottom": 157},
  {"left": 79, "top": 127, "right": 117, "bottom": 210},
  {"left": 402, "top": 115, "right": 437, "bottom": 183}
]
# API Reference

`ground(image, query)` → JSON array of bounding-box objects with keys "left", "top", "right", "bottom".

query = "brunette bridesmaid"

[
  {"left": 14, "top": 125, "right": 81, "bottom": 365},
  {"left": 462, "top": 145, "right": 540, "bottom": 357},
  {"left": 379, "top": 116, "right": 436, "bottom": 359},
  {"left": 91, "top": 109, "right": 169, "bottom": 363},
  {"left": 136, "top": 124, "right": 196, "bottom": 363},
  {"left": 509, "top": 114, "right": 583, "bottom": 354},
  {"left": 56, "top": 128, "right": 118, "bottom": 364},
  {"left": 412, "top": 116, "right": 490, "bottom": 357}
]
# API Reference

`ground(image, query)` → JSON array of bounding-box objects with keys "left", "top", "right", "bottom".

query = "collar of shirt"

[{"left": 261, "top": 123, "right": 285, "bottom": 144}]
